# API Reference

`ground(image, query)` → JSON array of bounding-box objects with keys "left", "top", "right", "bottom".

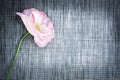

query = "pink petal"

[
  {"left": 16, "top": 8, "right": 54, "bottom": 47},
  {"left": 16, "top": 12, "right": 37, "bottom": 36},
  {"left": 34, "top": 38, "right": 47, "bottom": 47},
  {"left": 31, "top": 9, "right": 46, "bottom": 24}
]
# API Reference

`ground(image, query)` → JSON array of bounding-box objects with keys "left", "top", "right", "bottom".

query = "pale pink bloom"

[{"left": 16, "top": 8, "right": 54, "bottom": 47}]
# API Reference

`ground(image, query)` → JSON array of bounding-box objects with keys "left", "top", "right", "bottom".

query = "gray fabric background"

[{"left": 0, "top": 0, "right": 120, "bottom": 80}]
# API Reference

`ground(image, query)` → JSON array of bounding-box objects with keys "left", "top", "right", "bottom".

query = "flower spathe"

[{"left": 16, "top": 8, "right": 54, "bottom": 47}]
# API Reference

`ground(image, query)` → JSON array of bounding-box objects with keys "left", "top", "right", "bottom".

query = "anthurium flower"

[
  {"left": 6, "top": 8, "right": 55, "bottom": 80},
  {"left": 16, "top": 8, "right": 54, "bottom": 47}
]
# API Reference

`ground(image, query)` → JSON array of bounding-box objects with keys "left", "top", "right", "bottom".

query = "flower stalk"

[{"left": 6, "top": 32, "right": 29, "bottom": 80}]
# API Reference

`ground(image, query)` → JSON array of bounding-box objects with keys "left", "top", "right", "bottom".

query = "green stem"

[{"left": 6, "top": 32, "right": 30, "bottom": 80}]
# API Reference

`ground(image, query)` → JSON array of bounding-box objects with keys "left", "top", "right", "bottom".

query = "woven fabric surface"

[{"left": 0, "top": 0, "right": 120, "bottom": 80}]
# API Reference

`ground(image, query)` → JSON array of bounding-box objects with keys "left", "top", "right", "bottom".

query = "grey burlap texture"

[{"left": 0, "top": 0, "right": 120, "bottom": 80}]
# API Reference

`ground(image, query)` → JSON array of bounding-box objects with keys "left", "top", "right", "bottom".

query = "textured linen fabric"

[{"left": 0, "top": 0, "right": 120, "bottom": 80}]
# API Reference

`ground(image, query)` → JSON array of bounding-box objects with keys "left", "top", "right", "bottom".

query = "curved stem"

[{"left": 6, "top": 32, "right": 30, "bottom": 80}]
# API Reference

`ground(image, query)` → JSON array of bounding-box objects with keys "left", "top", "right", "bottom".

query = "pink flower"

[{"left": 16, "top": 8, "right": 54, "bottom": 47}]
